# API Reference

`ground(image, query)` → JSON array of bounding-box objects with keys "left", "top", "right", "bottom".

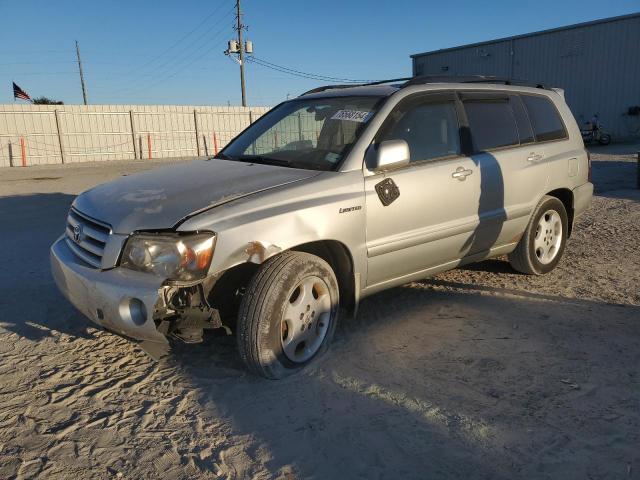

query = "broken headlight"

[{"left": 121, "top": 232, "right": 215, "bottom": 281}]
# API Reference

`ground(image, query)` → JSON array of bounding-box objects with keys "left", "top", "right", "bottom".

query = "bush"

[{"left": 32, "top": 96, "right": 64, "bottom": 105}]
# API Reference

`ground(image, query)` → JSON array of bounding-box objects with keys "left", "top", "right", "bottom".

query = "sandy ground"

[{"left": 0, "top": 148, "right": 639, "bottom": 479}]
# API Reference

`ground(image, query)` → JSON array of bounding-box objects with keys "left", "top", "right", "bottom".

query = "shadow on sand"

[
  {"left": 166, "top": 280, "right": 640, "bottom": 478},
  {"left": 0, "top": 192, "right": 97, "bottom": 341}
]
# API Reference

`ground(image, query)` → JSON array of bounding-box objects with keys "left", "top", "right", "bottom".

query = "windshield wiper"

[
  {"left": 236, "top": 155, "right": 292, "bottom": 167},
  {"left": 210, "top": 152, "right": 233, "bottom": 160}
]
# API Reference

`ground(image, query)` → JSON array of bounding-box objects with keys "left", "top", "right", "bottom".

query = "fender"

[{"left": 178, "top": 170, "right": 369, "bottom": 292}]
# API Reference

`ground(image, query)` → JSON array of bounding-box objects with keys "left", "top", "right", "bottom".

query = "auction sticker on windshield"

[{"left": 331, "top": 110, "right": 373, "bottom": 123}]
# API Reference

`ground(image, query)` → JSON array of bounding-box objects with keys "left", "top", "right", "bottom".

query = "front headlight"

[{"left": 120, "top": 232, "right": 216, "bottom": 281}]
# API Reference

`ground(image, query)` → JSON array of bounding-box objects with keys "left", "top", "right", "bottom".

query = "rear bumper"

[
  {"left": 50, "top": 235, "right": 169, "bottom": 345},
  {"left": 573, "top": 182, "right": 594, "bottom": 219}
]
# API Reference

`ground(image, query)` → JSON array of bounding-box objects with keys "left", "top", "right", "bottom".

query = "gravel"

[{"left": 0, "top": 146, "right": 638, "bottom": 479}]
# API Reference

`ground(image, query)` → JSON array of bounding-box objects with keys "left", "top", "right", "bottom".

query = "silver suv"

[{"left": 50, "top": 76, "right": 593, "bottom": 378}]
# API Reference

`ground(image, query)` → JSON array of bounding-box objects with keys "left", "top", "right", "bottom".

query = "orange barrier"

[{"left": 20, "top": 137, "right": 26, "bottom": 167}]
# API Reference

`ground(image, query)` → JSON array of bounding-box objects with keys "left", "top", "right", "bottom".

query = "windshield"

[{"left": 217, "top": 96, "right": 384, "bottom": 171}]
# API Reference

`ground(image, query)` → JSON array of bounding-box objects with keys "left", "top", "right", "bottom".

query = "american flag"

[{"left": 13, "top": 82, "right": 31, "bottom": 101}]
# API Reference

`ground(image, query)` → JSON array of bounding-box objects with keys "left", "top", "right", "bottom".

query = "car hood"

[{"left": 72, "top": 159, "right": 321, "bottom": 233}]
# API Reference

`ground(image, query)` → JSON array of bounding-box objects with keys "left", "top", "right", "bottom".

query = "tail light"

[{"left": 587, "top": 151, "right": 592, "bottom": 182}]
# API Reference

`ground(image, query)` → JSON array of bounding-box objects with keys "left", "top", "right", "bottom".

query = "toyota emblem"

[{"left": 73, "top": 224, "right": 83, "bottom": 243}]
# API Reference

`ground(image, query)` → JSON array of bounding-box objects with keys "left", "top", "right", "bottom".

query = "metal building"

[{"left": 411, "top": 13, "right": 640, "bottom": 139}]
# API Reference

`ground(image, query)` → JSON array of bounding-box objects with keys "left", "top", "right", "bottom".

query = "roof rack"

[
  {"left": 301, "top": 84, "right": 367, "bottom": 96},
  {"left": 301, "top": 77, "right": 412, "bottom": 96},
  {"left": 300, "top": 75, "right": 549, "bottom": 96},
  {"left": 403, "top": 75, "right": 548, "bottom": 89}
]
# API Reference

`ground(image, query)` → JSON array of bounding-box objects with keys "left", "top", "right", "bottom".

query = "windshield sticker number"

[{"left": 331, "top": 110, "right": 373, "bottom": 123}]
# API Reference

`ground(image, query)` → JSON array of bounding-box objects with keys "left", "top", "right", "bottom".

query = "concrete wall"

[
  {"left": 0, "top": 104, "right": 270, "bottom": 168},
  {"left": 411, "top": 14, "right": 640, "bottom": 139}
]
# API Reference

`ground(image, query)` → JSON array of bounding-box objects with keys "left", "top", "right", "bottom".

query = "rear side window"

[
  {"left": 510, "top": 95, "right": 535, "bottom": 144},
  {"left": 521, "top": 95, "right": 567, "bottom": 142},
  {"left": 381, "top": 101, "right": 460, "bottom": 162},
  {"left": 463, "top": 99, "right": 519, "bottom": 151}
]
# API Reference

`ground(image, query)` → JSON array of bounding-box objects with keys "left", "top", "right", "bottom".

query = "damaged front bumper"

[
  {"left": 51, "top": 236, "right": 173, "bottom": 355},
  {"left": 51, "top": 236, "right": 224, "bottom": 356}
]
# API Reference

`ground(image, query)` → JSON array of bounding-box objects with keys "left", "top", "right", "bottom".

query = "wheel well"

[
  {"left": 207, "top": 262, "right": 259, "bottom": 328},
  {"left": 292, "top": 240, "right": 357, "bottom": 317},
  {"left": 206, "top": 240, "right": 357, "bottom": 329},
  {"left": 546, "top": 188, "right": 574, "bottom": 236}
]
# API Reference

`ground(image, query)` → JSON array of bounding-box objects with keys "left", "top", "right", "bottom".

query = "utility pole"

[
  {"left": 225, "top": 1, "right": 253, "bottom": 106},
  {"left": 75, "top": 40, "right": 88, "bottom": 105},
  {"left": 236, "top": 0, "right": 247, "bottom": 106}
]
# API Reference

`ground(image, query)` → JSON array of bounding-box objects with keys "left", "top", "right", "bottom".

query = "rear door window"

[
  {"left": 521, "top": 95, "right": 567, "bottom": 142},
  {"left": 463, "top": 98, "right": 519, "bottom": 151}
]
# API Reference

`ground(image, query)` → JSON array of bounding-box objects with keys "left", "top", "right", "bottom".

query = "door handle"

[
  {"left": 527, "top": 152, "right": 543, "bottom": 162},
  {"left": 452, "top": 166, "right": 473, "bottom": 181}
]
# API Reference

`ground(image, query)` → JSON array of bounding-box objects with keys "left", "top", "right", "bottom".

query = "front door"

[{"left": 364, "top": 93, "right": 482, "bottom": 288}]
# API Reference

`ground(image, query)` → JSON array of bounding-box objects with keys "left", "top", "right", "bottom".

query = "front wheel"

[
  {"left": 237, "top": 251, "right": 339, "bottom": 379},
  {"left": 508, "top": 195, "right": 568, "bottom": 275}
]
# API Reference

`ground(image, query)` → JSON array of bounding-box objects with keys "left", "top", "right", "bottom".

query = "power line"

[
  {"left": 34, "top": 4, "right": 235, "bottom": 102},
  {"left": 0, "top": 49, "right": 73, "bottom": 54},
  {"left": 3, "top": 72, "right": 79, "bottom": 76},
  {"left": 0, "top": 61, "right": 145, "bottom": 68},
  {"left": 128, "top": 4, "right": 234, "bottom": 78},
  {"left": 247, "top": 56, "right": 379, "bottom": 83},
  {"left": 112, "top": 19, "right": 234, "bottom": 97},
  {"left": 109, "top": 6, "right": 235, "bottom": 95},
  {"left": 133, "top": 0, "right": 229, "bottom": 72},
  {"left": 248, "top": 56, "right": 376, "bottom": 83},
  {"left": 0, "top": 61, "right": 78, "bottom": 66}
]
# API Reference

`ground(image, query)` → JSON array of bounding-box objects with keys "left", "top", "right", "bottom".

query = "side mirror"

[{"left": 369, "top": 139, "right": 410, "bottom": 172}]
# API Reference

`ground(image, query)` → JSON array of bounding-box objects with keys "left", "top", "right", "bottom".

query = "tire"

[
  {"left": 508, "top": 195, "right": 568, "bottom": 275},
  {"left": 598, "top": 134, "right": 611, "bottom": 145},
  {"left": 237, "top": 251, "right": 340, "bottom": 379}
]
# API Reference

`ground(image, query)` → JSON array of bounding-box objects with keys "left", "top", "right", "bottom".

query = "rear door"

[{"left": 460, "top": 92, "right": 549, "bottom": 252}]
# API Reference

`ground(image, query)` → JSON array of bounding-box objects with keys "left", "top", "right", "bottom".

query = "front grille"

[{"left": 65, "top": 208, "right": 112, "bottom": 268}]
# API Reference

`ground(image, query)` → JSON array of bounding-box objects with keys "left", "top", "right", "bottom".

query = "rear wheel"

[
  {"left": 237, "top": 251, "right": 339, "bottom": 379},
  {"left": 508, "top": 195, "right": 568, "bottom": 275}
]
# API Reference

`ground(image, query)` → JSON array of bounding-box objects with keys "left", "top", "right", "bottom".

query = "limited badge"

[{"left": 375, "top": 178, "right": 400, "bottom": 206}]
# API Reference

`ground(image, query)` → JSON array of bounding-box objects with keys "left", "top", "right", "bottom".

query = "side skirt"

[{"left": 359, "top": 242, "right": 517, "bottom": 299}]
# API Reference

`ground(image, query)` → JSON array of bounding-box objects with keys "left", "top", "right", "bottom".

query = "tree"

[{"left": 32, "top": 96, "right": 64, "bottom": 105}]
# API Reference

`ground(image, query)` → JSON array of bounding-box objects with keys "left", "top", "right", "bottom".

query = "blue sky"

[{"left": 1, "top": 0, "right": 638, "bottom": 106}]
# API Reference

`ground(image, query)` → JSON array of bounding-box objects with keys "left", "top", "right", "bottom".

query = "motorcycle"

[{"left": 581, "top": 121, "right": 611, "bottom": 145}]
